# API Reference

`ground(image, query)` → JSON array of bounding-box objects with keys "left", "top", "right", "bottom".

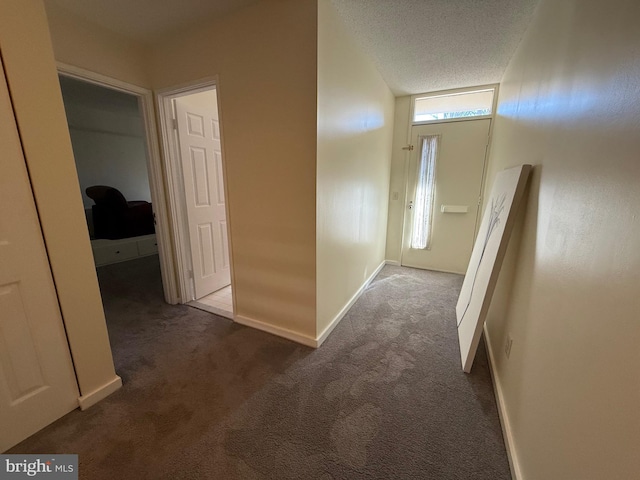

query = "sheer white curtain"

[{"left": 411, "top": 135, "right": 439, "bottom": 250}]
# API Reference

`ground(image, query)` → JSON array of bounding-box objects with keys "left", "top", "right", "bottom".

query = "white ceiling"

[
  {"left": 331, "top": 0, "right": 540, "bottom": 95},
  {"left": 46, "top": 0, "right": 539, "bottom": 96}
]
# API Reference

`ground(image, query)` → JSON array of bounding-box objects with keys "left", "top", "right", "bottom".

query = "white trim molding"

[
  {"left": 234, "top": 261, "right": 386, "bottom": 348},
  {"left": 385, "top": 260, "right": 401, "bottom": 266},
  {"left": 484, "top": 324, "right": 523, "bottom": 480},
  {"left": 234, "top": 315, "right": 317, "bottom": 348},
  {"left": 316, "top": 260, "right": 387, "bottom": 347},
  {"left": 77, "top": 375, "right": 122, "bottom": 410}
]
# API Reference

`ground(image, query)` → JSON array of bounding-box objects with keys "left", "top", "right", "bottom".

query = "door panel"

[
  {"left": 190, "top": 147, "right": 211, "bottom": 206},
  {"left": 0, "top": 283, "right": 47, "bottom": 399},
  {"left": 401, "top": 119, "right": 490, "bottom": 274},
  {"left": 175, "top": 90, "right": 230, "bottom": 300},
  {"left": 0, "top": 56, "right": 78, "bottom": 452},
  {"left": 198, "top": 223, "right": 215, "bottom": 276}
]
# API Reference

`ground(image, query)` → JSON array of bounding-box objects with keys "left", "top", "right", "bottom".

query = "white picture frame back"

[{"left": 456, "top": 164, "right": 532, "bottom": 372}]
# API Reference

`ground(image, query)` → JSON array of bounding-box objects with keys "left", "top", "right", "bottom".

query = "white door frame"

[
  {"left": 156, "top": 77, "right": 236, "bottom": 306},
  {"left": 56, "top": 63, "right": 179, "bottom": 304},
  {"left": 399, "top": 83, "right": 500, "bottom": 257}
]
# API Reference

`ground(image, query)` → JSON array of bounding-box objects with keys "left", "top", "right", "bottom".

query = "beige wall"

[
  {"left": 151, "top": 0, "right": 319, "bottom": 338},
  {"left": 44, "top": 1, "right": 151, "bottom": 87},
  {"left": 316, "top": 0, "right": 395, "bottom": 337},
  {"left": 485, "top": 0, "right": 640, "bottom": 478},
  {"left": 0, "top": 0, "right": 119, "bottom": 399},
  {"left": 384, "top": 96, "right": 411, "bottom": 263}
]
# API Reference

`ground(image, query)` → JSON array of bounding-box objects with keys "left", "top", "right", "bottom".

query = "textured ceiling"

[
  {"left": 45, "top": 0, "right": 261, "bottom": 44},
  {"left": 331, "top": 0, "right": 540, "bottom": 95},
  {"left": 46, "top": 0, "right": 539, "bottom": 96}
]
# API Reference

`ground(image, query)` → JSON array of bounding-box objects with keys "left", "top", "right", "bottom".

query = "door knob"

[{"left": 408, "top": 201, "right": 414, "bottom": 210}]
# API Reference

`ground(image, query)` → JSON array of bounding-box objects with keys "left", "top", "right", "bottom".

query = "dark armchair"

[{"left": 86, "top": 185, "right": 155, "bottom": 240}]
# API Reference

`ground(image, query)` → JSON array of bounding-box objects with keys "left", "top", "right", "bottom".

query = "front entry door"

[
  {"left": 0, "top": 56, "right": 79, "bottom": 452},
  {"left": 401, "top": 119, "right": 490, "bottom": 274},
  {"left": 174, "top": 90, "right": 230, "bottom": 300}
]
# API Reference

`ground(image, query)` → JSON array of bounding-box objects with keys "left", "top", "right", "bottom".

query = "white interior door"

[
  {"left": 401, "top": 119, "right": 491, "bottom": 274},
  {"left": 0, "top": 56, "right": 79, "bottom": 452},
  {"left": 174, "top": 90, "right": 230, "bottom": 300}
]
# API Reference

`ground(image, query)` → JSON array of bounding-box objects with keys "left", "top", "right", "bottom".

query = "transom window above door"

[{"left": 413, "top": 87, "right": 496, "bottom": 123}]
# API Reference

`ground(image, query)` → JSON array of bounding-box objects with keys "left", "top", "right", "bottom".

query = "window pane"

[
  {"left": 411, "top": 135, "right": 438, "bottom": 250},
  {"left": 414, "top": 89, "right": 494, "bottom": 122}
]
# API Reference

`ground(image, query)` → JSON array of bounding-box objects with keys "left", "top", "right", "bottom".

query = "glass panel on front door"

[{"left": 411, "top": 135, "right": 439, "bottom": 250}]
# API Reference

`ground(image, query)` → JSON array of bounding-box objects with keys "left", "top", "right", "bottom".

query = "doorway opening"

[
  {"left": 399, "top": 85, "right": 497, "bottom": 274},
  {"left": 58, "top": 75, "right": 160, "bottom": 268},
  {"left": 157, "top": 82, "right": 234, "bottom": 320},
  {"left": 401, "top": 119, "right": 491, "bottom": 274},
  {"left": 56, "top": 66, "right": 186, "bottom": 376},
  {"left": 57, "top": 63, "right": 178, "bottom": 305}
]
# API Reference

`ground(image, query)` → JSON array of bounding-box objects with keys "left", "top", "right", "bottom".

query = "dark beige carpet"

[{"left": 10, "top": 255, "right": 510, "bottom": 479}]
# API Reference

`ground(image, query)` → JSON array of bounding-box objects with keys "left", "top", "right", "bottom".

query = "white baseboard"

[
  {"left": 316, "top": 260, "right": 387, "bottom": 347},
  {"left": 234, "top": 261, "right": 387, "bottom": 349},
  {"left": 385, "top": 260, "right": 401, "bottom": 266},
  {"left": 484, "top": 324, "right": 523, "bottom": 480},
  {"left": 234, "top": 314, "right": 317, "bottom": 348},
  {"left": 78, "top": 375, "right": 122, "bottom": 410}
]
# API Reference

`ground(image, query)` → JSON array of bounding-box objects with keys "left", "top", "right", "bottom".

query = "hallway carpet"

[{"left": 10, "top": 256, "right": 511, "bottom": 479}]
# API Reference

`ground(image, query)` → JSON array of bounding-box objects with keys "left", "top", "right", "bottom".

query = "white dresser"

[{"left": 91, "top": 233, "right": 158, "bottom": 267}]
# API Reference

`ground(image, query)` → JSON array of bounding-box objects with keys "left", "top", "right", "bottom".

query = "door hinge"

[
  {"left": 171, "top": 117, "right": 177, "bottom": 130},
  {"left": 478, "top": 196, "right": 482, "bottom": 206},
  {"left": 402, "top": 145, "right": 414, "bottom": 151}
]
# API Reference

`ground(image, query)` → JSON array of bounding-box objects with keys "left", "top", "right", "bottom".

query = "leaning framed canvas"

[{"left": 456, "top": 164, "right": 532, "bottom": 372}]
